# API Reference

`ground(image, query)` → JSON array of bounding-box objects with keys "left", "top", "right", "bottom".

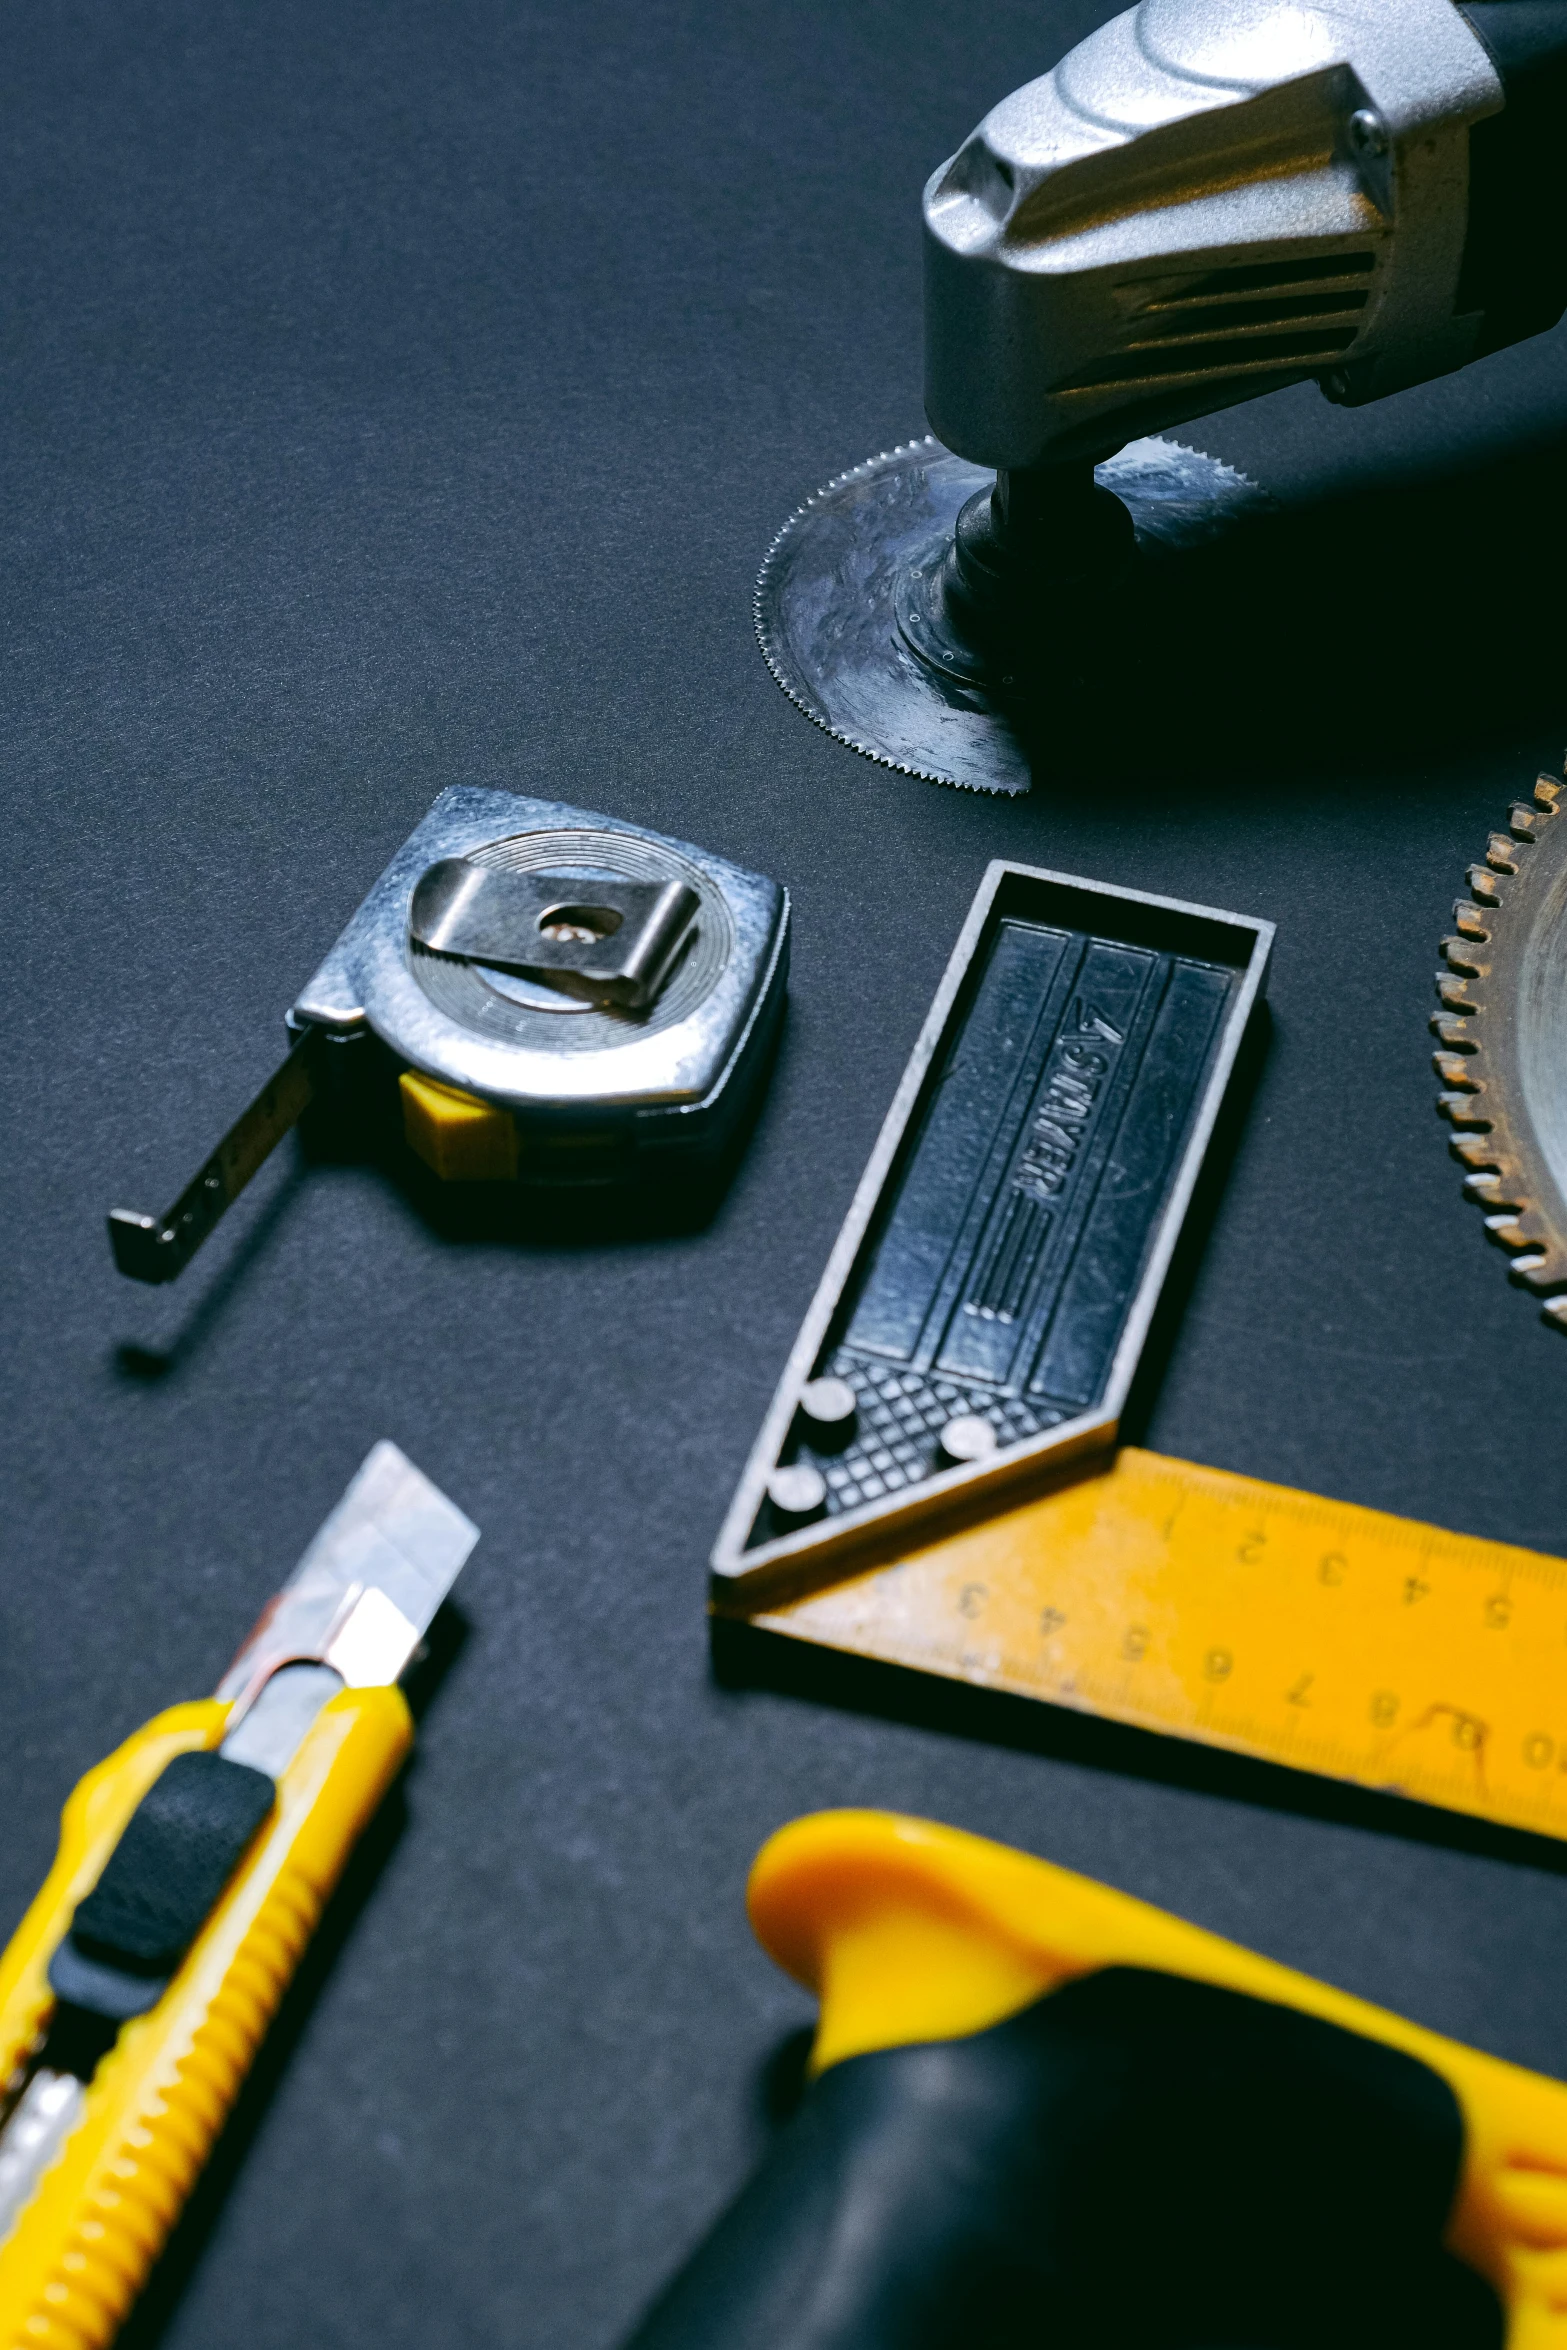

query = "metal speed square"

[
  {"left": 713, "top": 862, "right": 1271, "bottom": 1598},
  {"left": 708, "top": 866, "right": 1567, "bottom": 1852}
]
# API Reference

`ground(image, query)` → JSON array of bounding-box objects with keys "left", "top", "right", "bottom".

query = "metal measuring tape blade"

[{"left": 109, "top": 788, "right": 790, "bottom": 1283}]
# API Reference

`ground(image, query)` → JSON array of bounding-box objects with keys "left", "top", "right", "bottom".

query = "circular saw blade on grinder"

[
  {"left": 754, "top": 433, "right": 1270, "bottom": 797},
  {"left": 1435, "top": 757, "right": 1567, "bottom": 1329}
]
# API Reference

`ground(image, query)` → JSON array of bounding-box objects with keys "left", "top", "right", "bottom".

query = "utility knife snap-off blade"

[{"left": 0, "top": 1441, "right": 477, "bottom": 2344}]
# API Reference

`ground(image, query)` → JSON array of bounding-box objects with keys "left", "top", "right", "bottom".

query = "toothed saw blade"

[
  {"left": 1435, "top": 756, "right": 1567, "bottom": 1328},
  {"left": 753, "top": 433, "right": 1270, "bottom": 797}
]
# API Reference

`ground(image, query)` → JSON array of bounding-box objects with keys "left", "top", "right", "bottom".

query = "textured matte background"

[{"left": 3, "top": 2, "right": 1567, "bottom": 2342}]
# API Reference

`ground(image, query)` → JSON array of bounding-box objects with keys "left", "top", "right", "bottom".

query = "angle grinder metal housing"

[
  {"left": 755, "top": 0, "right": 1567, "bottom": 794},
  {"left": 297, "top": 787, "right": 790, "bottom": 1187}
]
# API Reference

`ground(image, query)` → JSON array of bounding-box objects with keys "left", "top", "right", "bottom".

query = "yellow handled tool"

[
  {"left": 624, "top": 1810, "right": 1567, "bottom": 2349},
  {"left": 0, "top": 1441, "right": 477, "bottom": 2347},
  {"left": 742, "top": 1445, "right": 1567, "bottom": 1845}
]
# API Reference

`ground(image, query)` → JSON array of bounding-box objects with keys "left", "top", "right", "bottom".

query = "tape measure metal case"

[{"left": 110, "top": 788, "right": 789, "bottom": 1281}]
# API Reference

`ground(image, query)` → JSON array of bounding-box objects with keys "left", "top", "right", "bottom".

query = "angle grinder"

[{"left": 757, "top": 0, "right": 1567, "bottom": 793}]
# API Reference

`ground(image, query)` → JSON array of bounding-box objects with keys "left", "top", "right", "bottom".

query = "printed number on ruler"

[{"left": 758, "top": 1448, "right": 1567, "bottom": 1839}]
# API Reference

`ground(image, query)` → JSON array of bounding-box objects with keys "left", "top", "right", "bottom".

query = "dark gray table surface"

[{"left": 5, "top": 2, "right": 1567, "bottom": 2341}]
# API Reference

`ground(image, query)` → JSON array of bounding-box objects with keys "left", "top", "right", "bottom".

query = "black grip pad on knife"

[{"left": 48, "top": 1748, "right": 276, "bottom": 2024}]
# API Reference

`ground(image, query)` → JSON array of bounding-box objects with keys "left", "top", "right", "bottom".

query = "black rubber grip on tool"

[
  {"left": 622, "top": 1968, "right": 1501, "bottom": 2350},
  {"left": 47, "top": 1750, "right": 275, "bottom": 2023},
  {"left": 1457, "top": 2, "right": 1567, "bottom": 356}
]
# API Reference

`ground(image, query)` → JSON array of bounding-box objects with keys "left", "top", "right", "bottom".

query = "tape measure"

[
  {"left": 750, "top": 1447, "right": 1567, "bottom": 1842},
  {"left": 109, "top": 787, "right": 789, "bottom": 1284}
]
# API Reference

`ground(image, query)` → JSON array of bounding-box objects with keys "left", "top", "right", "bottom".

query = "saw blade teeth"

[
  {"left": 1480, "top": 1207, "right": 1560, "bottom": 1251},
  {"left": 753, "top": 432, "right": 1266, "bottom": 795},
  {"left": 750, "top": 431, "right": 1003, "bottom": 793},
  {"left": 1440, "top": 756, "right": 1567, "bottom": 1325},
  {"left": 1519, "top": 1263, "right": 1567, "bottom": 1302},
  {"left": 1441, "top": 936, "right": 1490, "bottom": 977},
  {"left": 751, "top": 438, "right": 1015, "bottom": 796},
  {"left": 1438, "top": 1090, "right": 1491, "bottom": 1127},
  {"left": 1465, "top": 1167, "right": 1527, "bottom": 1208}
]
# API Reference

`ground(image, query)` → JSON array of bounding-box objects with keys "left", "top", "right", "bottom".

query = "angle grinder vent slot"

[
  {"left": 1152, "top": 252, "right": 1376, "bottom": 302},
  {"left": 1134, "top": 290, "right": 1370, "bottom": 340},
  {"left": 1084, "top": 252, "right": 1378, "bottom": 385},
  {"left": 1058, "top": 324, "right": 1358, "bottom": 391}
]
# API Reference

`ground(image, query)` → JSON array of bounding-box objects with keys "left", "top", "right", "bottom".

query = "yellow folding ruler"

[{"left": 747, "top": 1447, "right": 1567, "bottom": 1842}]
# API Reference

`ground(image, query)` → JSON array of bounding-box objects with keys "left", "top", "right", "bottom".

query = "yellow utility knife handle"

[{"left": 0, "top": 1685, "right": 410, "bottom": 2348}]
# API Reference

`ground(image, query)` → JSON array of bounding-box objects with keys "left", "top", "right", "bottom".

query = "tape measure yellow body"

[{"left": 753, "top": 1448, "right": 1567, "bottom": 1841}]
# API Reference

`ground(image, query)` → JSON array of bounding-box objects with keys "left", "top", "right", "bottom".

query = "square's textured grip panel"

[{"left": 805, "top": 920, "right": 1235, "bottom": 1522}]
